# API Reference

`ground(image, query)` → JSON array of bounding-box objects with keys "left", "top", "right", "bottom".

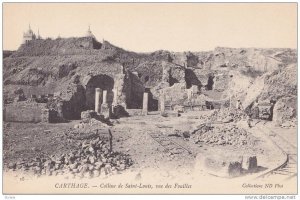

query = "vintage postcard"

[{"left": 2, "top": 2, "right": 297, "bottom": 195}]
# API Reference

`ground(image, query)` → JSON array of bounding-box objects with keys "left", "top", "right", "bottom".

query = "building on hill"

[
  {"left": 23, "top": 24, "right": 37, "bottom": 44},
  {"left": 86, "top": 25, "right": 95, "bottom": 38},
  {"left": 37, "top": 29, "right": 42, "bottom": 39}
]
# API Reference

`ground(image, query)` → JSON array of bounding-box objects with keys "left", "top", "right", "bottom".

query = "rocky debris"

[
  {"left": 260, "top": 64, "right": 297, "bottom": 101},
  {"left": 191, "top": 124, "right": 257, "bottom": 148},
  {"left": 173, "top": 105, "right": 184, "bottom": 113},
  {"left": 74, "top": 118, "right": 109, "bottom": 129},
  {"left": 74, "top": 122, "right": 86, "bottom": 129},
  {"left": 13, "top": 88, "right": 26, "bottom": 102},
  {"left": 273, "top": 96, "right": 297, "bottom": 126},
  {"left": 161, "top": 111, "right": 180, "bottom": 118},
  {"left": 4, "top": 131, "right": 133, "bottom": 178},
  {"left": 88, "top": 118, "right": 109, "bottom": 127},
  {"left": 81, "top": 110, "right": 97, "bottom": 120},
  {"left": 210, "top": 108, "right": 247, "bottom": 123},
  {"left": 14, "top": 88, "right": 24, "bottom": 95}
]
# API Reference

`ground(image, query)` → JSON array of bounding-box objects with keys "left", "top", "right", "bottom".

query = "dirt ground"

[{"left": 3, "top": 110, "right": 297, "bottom": 181}]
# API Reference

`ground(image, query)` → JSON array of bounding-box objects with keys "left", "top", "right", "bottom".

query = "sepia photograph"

[{"left": 1, "top": 2, "right": 298, "bottom": 196}]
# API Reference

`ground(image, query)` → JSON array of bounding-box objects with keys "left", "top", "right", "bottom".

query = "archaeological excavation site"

[{"left": 3, "top": 26, "right": 297, "bottom": 185}]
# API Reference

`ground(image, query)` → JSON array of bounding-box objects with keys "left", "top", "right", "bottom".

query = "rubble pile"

[
  {"left": 210, "top": 108, "right": 247, "bottom": 123},
  {"left": 191, "top": 124, "right": 257, "bottom": 147},
  {"left": 5, "top": 131, "right": 133, "bottom": 179}
]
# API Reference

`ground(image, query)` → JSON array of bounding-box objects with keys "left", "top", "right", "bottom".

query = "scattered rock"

[{"left": 5, "top": 130, "right": 133, "bottom": 179}]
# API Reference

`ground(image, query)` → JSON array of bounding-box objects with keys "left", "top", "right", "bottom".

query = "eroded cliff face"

[{"left": 3, "top": 37, "right": 297, "bottom": 121}]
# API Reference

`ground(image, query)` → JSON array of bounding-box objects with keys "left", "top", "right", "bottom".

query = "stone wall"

[
  {"left": 213, "top": 73, "right": 230, "bottom": 92},
  {"left": 124, "top": 71, "right": 145, "bottom": 109},
  {"left": 57, "top": 84, "right": 86, "bottom": 120},
  {"left": 4, "top": 102, "right": 47, "bottom": 122}
]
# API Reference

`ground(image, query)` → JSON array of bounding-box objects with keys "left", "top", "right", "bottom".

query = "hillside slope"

[{"left": 3, "top": 37, "right": 297, "bottom": 115}]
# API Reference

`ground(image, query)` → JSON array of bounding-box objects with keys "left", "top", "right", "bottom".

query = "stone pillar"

[
  {"left": 101, "top": 90, "right": 110, "bottom": 118},
  {"left": 142, "top": 92, "right": 148, "bottom": 115},
  {"left": 95, "top": 88, "right": 101, "bottom": 114},
  {"left": 57, "top": 101, "right": 64, "bottom": 119},
  {"left": 187, "top": 89, "right": 192, "bottom": 101},
  {"left": 160, "top": 92, "right": 165, "bottom": 115},
  {"left": 113, "top": 88, "right": 118, "bottom": 106},
  {"left": 41, "top": 109, "right": 50, "bottom": 123},
  {"left": 3, "top": 108, "right": 6, "bottom": 122},
  {"left": 102, "top": 90, "right": 107, "bottom": 104}
]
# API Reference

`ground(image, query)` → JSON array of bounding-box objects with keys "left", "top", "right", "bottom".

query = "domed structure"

[
  {"left": 86, "top": 25, "right": 95, "bottom": 38},
  {"left": 23, "top": 24, "right": 36, "bottom": 44}
]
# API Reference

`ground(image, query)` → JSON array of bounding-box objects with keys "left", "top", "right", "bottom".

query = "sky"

[{"left": 3, "top": 3, "right": 297, "bottom": 52}]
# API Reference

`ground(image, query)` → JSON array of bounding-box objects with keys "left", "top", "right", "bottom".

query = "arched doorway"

[{"left": 85, "top": 75, "right": 114, "bottom": 110}]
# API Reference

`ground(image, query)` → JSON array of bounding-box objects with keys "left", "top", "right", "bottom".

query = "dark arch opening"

[
  {"left": 145, "top": 88, "right": 158, "bottom": 111},
  {"left": 206, "top": 76, "right": 214, "bottom": 90},
  {"left": 185, "top": 68, "right": 201, "bottom": 89},
  {"left": 85, "top": 75, "right": 114, "bottom": 110}
]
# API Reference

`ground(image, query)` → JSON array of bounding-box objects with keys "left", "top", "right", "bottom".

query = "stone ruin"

[
  {"left": 4, "top": 66, "right": 148, "bottom": 122},
  {"left": 3, "top": 35, "right": 297, "bottom": 125}
]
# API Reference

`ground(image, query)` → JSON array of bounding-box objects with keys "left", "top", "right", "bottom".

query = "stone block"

[
  {"left": 41, "top": 109, "right": 50, "bottom": 123},
  {"left": 112, "top": 105, "right": 129, "bottom": 118},
  {"left": 162, "top": 111, "right": 180, "bottom": 117},
  {"left": 173, "top": 105, "right": 184, "bottom": 113},
  {"left": 195, "top": 152, "right": 243, "bottom": 178},
  {"left": 101, "top": 103, "right": 110, "bottom": 118},
  {"left": 81, "top": 110, "right": 97, "bottom": 120},
  {"left": 242, "top": 155, "right": 257, "bottom": 173}
]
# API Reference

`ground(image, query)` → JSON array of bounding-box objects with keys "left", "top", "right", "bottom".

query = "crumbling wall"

[
  {"left": 57, "top": 84, "right": 86, "bottom": 120},
  {"left": 4, "top": 102, "right": 47, "bottom": 122},
  {"left": 135, "top": 61, "right": 164, "bottom": 88},
  {"left": 170, "top": 52, "right": 199, "bottom": 68},
  {"left": 57, "top": 62, "right": 77, "bottom": 78},
  {"left": 213, "top": 73, "right": 229, "bottom": 92},
  {"left": 113, "top": 73, "right": 127, "bottom": 107},
  {"left": 163, "top": 83, "right": 188, "bottom": 106},
  {"left": 186, "top": 52, "right": 199, "bottom": 68},
  {"left": 124, "top": 71, "right": 145, "bottom": 109},
  {"left": 162, "top": 62, "right": 185, "bottom": 86}
]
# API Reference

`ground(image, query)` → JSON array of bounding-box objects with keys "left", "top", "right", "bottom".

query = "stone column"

[
  {"left": 160, "top": 92, "right": 165, "bottom": 115},
  {"left": 187, "top": 89, "right": 192, "bottom": 101},
  {"left": 101, "top": 90, "right": 110, "bottom": 118},
  {"left": 102, "top": 90, "right": 107, "bottom": 104},
  {"left": 41, "top": 109, "right": 50, "bottom": 123},
  {"left": 95, "top": 88, "right": 101, "bottom": 114},
  {"left": 113, "top": 88, "right": 118, "bottom": 106},
  {"left": 142, "top": 92, "right": 148, "bottom": 115}
]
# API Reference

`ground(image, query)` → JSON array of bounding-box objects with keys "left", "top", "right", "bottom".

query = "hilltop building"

[
  {"left": 86, "top": 25, "right": 95, "bottom": 38},
  {"left": 23, "top": 24, "right": 37, "bottom": 44}
]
